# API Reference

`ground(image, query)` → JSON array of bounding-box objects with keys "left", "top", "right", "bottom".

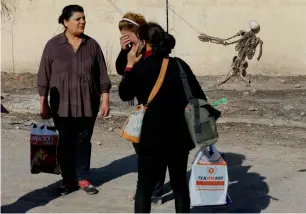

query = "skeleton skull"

[{"left": 249, "top": 20, "right": 260, "bottom": 34}]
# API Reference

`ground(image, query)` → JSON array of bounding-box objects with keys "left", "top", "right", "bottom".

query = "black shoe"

[
  {"left": 151, "top": 195, "right": 163, "bottom": 205},
  {"left": 58, "top": 184, "right": 79, "bottom": 196}
]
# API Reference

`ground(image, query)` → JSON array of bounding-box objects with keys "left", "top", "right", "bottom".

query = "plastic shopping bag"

[
  {"left": 30, "top": 120, "right": 61, "bottom": 175},
  {"left": 189, "top": 145, "right": 229, "bottom": 206}
]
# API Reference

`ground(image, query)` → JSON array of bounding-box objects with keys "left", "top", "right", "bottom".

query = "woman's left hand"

[
  {"left": 127, "top": 42, "right": 143, "bottom": 67},
  {"left": 100, "top": 101, "right": 110, "bottom": 117}
]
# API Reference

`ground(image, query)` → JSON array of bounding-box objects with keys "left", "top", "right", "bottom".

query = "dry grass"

[{"left": 104, "top": 38, "right": 115, "bottom": 75}]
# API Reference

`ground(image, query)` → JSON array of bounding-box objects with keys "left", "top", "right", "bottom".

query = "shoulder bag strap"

[{"left": 147, "top": 58, "right": 169, "bottom": 105}]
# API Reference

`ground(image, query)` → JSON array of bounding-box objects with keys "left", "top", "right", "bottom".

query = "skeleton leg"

[
  {"left": 217, "top": 68, "right": 236, "bottom": 86},
  {"left": 239, "top": 61, "right": 251, "bottom": 86},
  {"left": 240, "top": 69, "right": 251, "bottom": 86}
]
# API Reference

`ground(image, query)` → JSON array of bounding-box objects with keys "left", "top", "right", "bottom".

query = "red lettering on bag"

[{"left": 30, "top": 134, "right": 58, "bottom": 145}]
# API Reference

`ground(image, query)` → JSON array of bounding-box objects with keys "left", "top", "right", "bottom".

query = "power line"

[
  {"left": 107, "top": 0, "right": 124, "bottom": 15},
  {"left": 166, "top": 0, "right": 169, "bottom": 32},
  {"left": 168, "top": 4, "right": 202, "bottom": 34}
]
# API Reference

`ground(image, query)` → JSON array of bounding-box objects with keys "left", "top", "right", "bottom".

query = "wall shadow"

[{"left": 1, "top": 154, "right": 137, "bottom": 213}]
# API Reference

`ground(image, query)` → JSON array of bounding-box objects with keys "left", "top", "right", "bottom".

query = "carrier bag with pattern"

[{"left": 30, "top": 121, "right": 61, "bottom": 175}]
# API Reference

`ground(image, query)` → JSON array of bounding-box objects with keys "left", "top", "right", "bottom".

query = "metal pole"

[{"left": 166, "top": 0, "right": 169, "bottom": 32}]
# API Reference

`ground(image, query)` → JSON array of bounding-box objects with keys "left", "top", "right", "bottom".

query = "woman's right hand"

[
  {"left": 120, "top": 35, "right": 130, "bottom": 50},
  {"left": 40, "top": 98, "right": 51, "bottom": 119},
  {"left": 127, "top": 42, "right": 143, "bottom": 67}
]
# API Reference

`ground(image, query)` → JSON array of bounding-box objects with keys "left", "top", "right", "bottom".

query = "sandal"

[{"left": 78, "top": 180, "right": 99, "bottom": 195}]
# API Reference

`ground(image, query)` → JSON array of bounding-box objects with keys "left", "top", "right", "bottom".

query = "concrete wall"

[{"left": 1, "top": 0, "right": 306, "bottom": 76}]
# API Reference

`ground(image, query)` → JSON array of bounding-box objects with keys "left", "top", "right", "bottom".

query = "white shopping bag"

[{"left": 189, "top": 145, "right": 229, "bottom": 206}]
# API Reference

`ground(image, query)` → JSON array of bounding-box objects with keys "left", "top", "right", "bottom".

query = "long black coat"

[{"left": 119, "top": 54, "right": 207, "bottom": 157}]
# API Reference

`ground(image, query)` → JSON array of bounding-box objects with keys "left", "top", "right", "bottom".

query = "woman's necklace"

[
  {"left": 68, "top": 39, "right": 81, "bottom": 52},
  {"left": 69, "top": 42, "right": 79, "bottom": 52},
  {"left": 71, "top": 45, "right": 78, "bottom": 52},
  {"left": 65, "top": 32, "right": 82, "bottom": 52}
]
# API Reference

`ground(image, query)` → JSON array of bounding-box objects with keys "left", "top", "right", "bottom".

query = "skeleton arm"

[
  {"left": 224, "top": 30, "right": 245, "bottom": 41},
  {"left": 257, "top": 38, "right": 263, "bottom": 61},
  {"left": 198, "top": 33, "right": 225, "bottom": 45},
  {"left": 223, "top": 38, "right": 242, "bottom": 46},
  {"left": 198, "top": 30, "right": 246, "bottom": 46}
]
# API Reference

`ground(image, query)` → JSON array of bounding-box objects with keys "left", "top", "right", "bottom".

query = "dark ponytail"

[
  {"left": 138, "top": 22, "right": 176, "bottom": 57},
  {"left": 58, "top": 5, "right": 84, "bottom": 25},
  {"left": 161, "top": 32, "right": 175, "bottom": 56}
]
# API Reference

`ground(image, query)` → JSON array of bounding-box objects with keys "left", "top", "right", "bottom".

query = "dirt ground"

[
  {"left": 1, "top": 112, "right": 306, "bottom": 213},
  {"left": 1, "top": 72, "right": 306, "bottom": 212},
  {"left": 2, "top": 72, "right": 306, "bottom": 122},
  {"left": 2, "top": 72, "right": 306, "bottom": 95}
]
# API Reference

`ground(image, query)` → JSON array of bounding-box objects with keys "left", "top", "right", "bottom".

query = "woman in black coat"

[
  {"left": 116, "top": 13, "right": 166, "bottom": 202},
  {"left": 119, "top": 22, "right": 207, "bottom": 213}
]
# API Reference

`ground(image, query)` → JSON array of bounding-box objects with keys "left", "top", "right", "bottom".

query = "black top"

[
  {"left": 37, "top": 33, "right": 111, "bottom": 117},
  {"left": 119, "top": 55, "right": 207, "bottom": 157},
  {"left": 115, "top": 49, "right": 129, "bottom": 75}
]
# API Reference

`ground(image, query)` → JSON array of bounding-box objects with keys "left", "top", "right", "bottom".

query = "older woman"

[{"left": 37, "top": 5, "right": 111, "bottom": 196}]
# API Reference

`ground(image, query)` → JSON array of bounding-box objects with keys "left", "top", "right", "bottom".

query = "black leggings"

[{"left": 134, "top": 153, "right": 190, "bottom": 213}]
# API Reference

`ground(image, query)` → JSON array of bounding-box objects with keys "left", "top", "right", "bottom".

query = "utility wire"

[
  {"left": 167, "top": 4, "right": 202, "bottom": 34},
  {"left": 166, "top": 0, "right": 169, "bottom": 32}
]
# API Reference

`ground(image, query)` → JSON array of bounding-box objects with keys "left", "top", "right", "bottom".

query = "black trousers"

[
  {"left": 133, "top": 143, "right": 167, "bottom": 197},
  {"left": 152, "top": 164, "right": 167, "bottom": 197},
  {"left": 53, "top": 117, "right": 96, "bottom": 183},
  {"left": 134, "top": 153, "right": 190, "bottom": 213}
]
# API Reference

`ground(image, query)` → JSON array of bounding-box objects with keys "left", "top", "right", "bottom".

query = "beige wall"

[{"left": 1, "top": 0, "right": 306, "bottom": 76}]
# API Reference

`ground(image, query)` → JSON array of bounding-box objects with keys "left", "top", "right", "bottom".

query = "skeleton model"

[{"left": 198, "top": 20, "right": 263, "bottom": 86}]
